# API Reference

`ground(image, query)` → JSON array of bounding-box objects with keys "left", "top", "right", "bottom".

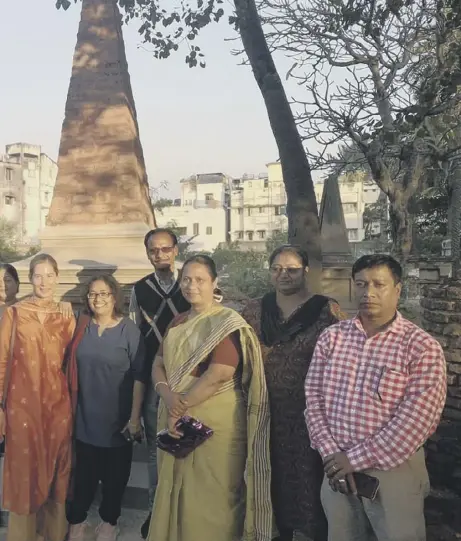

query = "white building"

[
  {"left": 156, "top": 173, "right": 231, "bottom": 252},
  {"left": 0, "top": 143, "right": 57, "bottom": 246},
  {"left": 230, "top": 162, "right": 288, "bottom": 250},
  {"left": 314, "top": 170, "right": 381, "bottom": 242},
  {"left": 154, "top": 164, "right": 382, "bottom": 253}
]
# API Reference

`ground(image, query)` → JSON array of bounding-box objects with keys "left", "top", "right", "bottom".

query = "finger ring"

[{"left": 339, "top": 479, "right": 346, "bottom": 484}]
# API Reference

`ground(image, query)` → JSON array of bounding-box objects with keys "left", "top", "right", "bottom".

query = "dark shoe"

[{"left": 140, "top": 513, "right": 151, "bottom": 539}]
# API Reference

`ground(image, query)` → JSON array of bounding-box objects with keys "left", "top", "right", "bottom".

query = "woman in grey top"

[{"left": 67, "top": 274, "right": 146, "bottom": 541}]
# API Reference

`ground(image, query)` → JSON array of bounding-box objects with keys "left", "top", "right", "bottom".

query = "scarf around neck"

[{"left": 260, "top": 292, "right": 330, "bottom": 347}]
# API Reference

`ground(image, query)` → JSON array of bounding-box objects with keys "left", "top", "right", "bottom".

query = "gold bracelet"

[{"left": 154, "top": 381, "right": 169, "bottom": 392}]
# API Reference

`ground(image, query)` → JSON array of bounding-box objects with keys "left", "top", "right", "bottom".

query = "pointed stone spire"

[
  {"left": 46, "top": 0, "right": 155, "bottom": 229},
  {"left": 319, "top": 174, "right": 353, "bottom": 266}
]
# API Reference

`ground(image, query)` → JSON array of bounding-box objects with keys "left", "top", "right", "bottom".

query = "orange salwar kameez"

[{"left": 0, "top": 299, "right": 75, "bottom": 541}]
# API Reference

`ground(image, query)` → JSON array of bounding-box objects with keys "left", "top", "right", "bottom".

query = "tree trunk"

[
  {"left": 450, "top": 163, "right": 461, "bottom": 275},
  {"left": 388, "top": 198, "right": 413, "bottom": 264},
  {"left": 234, "top": 0, "right": 323, "bottom": 292}
]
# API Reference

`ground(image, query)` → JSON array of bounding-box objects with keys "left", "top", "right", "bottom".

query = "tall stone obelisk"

[
  {"left": 319, "top": 174, "right": 353, "bottom": 266},
  {"left": 40, "top": 0, "right": 156, "bottom": 267},
  {"left": 319, "top": 174, "right": 354, "bottom": 308},
  {"left": 13, "top": 0, "right": 156, "bottom": 303}
]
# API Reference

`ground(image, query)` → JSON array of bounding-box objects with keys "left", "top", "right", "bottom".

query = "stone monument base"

[
  {"left": 12, "top": 223, "right": 154, "bottom": 308},
  {"left": 322, "top": 266, "right": 355, "bottom": 313}
]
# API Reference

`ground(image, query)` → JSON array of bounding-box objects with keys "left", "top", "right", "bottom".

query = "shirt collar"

[
  {"left": 351, "top": 311, "right": 406, "bottom": 337},
  {"left": 153, "top": 268, "right": 178, "bottom": 281},
  {"left": 154, "top": 268, "right": 179, "bottom": 291}
]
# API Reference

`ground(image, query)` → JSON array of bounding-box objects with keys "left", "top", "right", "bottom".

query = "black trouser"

[{"left": 67, "top": 439, "right": 133, "bottom": 526}]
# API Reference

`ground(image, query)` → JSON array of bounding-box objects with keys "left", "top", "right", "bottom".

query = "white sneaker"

[
  {"left": 95, "top": 521, "right": 119, "bottom": 541},
  {"left": 68, "top": 521, "right": 88, "bottom": 541}
]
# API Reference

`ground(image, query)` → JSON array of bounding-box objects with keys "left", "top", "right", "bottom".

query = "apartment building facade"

[
  {"left": 156, "top": 173, "right": 231, "bottom": 252},
  {"left": 0, "top": 143, "right": 58, "bottom": 246},
  {"left": 155, "top": 164, "right": 382, "bottom": 252},
  {"left": 229, "top": 162, "right": 288, "bottom": 250}
]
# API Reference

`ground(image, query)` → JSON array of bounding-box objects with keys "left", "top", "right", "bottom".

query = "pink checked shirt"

[{"left": 305, "top": 312, "right": 447, "bottom": 471}]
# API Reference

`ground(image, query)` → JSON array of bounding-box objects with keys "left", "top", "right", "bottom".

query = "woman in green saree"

[{"left": 148, "top": 255, "right": 273, "bottom": 541}]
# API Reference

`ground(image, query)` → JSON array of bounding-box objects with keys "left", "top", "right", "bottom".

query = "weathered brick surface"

[
  {"left": 46, "top": 0, "right": 155, "bottom": 228},
  {"left": 422, "top": 277, "right": 461, "bottom": 495},
  {"left": 421, "top": 298, "right": 457, "bottom": 311}
]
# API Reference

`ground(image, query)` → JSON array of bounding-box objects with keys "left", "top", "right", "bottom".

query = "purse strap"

[{"left": 1, "top": 307, "right": 17, "bottom": 410}]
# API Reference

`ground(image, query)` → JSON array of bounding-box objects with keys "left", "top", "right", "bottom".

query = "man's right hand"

[
  {"left": 0, "top": 409, "right": 5, "bottom": 443},
  {"left": 163, "top": 391, "right": 188, "bottom": 418},
  {"left": 329, "top": 473, "right": 357, "bottom": 495}
]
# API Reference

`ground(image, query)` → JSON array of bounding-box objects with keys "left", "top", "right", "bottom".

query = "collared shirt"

[
  {"left": 304, "top": 312, "right": 447, "bottom": 471},
  {"left": 129, "top": 269, "right": 179, "bottom": 326}
]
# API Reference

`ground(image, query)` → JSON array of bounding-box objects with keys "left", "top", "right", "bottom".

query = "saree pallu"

[{"left": 148, "top": 305, "right": 273, "bottom": 541}]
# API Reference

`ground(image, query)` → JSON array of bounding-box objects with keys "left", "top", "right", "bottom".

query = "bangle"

[{"left": 155, "top": 381, "right": 169, "bottom": 392}]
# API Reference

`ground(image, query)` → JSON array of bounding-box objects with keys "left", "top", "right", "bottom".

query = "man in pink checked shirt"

[{"left": 305, "top": 254, "right": 447, "bottom": 541}]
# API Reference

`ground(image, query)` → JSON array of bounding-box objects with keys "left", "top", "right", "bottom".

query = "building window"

[
  {"left": 237, "top": 231, "right": 244, "bottom": 239},
  {"left": 275, "top": 206, "right": 280, "bottom": 216},
  {"left": 237, "top": 208, "right": 243, "bottom": 215},
  {"left": 343, "top": 202, "right": 358, "bottom": 214},
  {"left": 205, "top": 193, "right": 214, "bottom": 201},
  {"left": 273, "top": 229, "right": 281, "bottom": 236},
  {"left": 247, "top": 208, "right": 252, "bottom": 216},
  {"left": 206, "top": 226, "right": 212, "bottom": 235},
  {"left": 248, "top": 181, "right": 252, "bottom": 187},
  {"left": 44, "top": 192, "right": 50, "bottom": 203},
  {"left": 259, "top": 207, "right": 264, "bottom": 213},
  {"left": 5, "top": 168, "right": 13, "bottom": 182},
  {"left": 347, "top": 228, "right": 359, "bottom": 241},
  {"left": 4, "top": 195, "right": 15, "bottom": 206},
  {"left": 193, "top": 223, "right": 199, "bottom": 235},
  {"left": 264, "top": 178, "right": 269, "bottom": 188},
  {"left": 176, "top": 227, "right": 187, "bottom": 236},
  {"left": 257, "top": 230, "right": 266, "bottom": 239},
  {"left": 247, "top": 231, "right": 254, "bottom": 241}
]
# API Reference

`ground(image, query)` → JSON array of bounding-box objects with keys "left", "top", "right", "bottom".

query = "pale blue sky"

[{"left": 0, "top": 0, "right": 304, "bottom": 198}]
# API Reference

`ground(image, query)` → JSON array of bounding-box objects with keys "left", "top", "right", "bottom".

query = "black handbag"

[{"left": 156, "top": 416, "right": 213, "bottom": 458}]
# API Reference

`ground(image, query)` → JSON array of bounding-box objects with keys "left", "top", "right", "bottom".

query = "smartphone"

[
  {"left": 121, "top": 428, "right": 143, "bottom": 444},
  {"left": 353, "top": 472, "right": 380, "bottom": 501}
]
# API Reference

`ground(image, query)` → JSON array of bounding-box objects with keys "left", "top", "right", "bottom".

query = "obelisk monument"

[
  {"left": 319, "top": 174, "right": 354, "bottom": 307},
  {"left": 13, "top": 0, "right": 156, "bottom": 302},
  {"left": 319, "top": 173, "right": 353, "bottom": 266},
  {"left": 40, "top": 0, "right": 155, "bottom": 268}
]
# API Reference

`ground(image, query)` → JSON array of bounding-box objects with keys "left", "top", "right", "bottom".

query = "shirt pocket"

[{"left": 365, "top": 365, "right": 408, "bottom": 413}]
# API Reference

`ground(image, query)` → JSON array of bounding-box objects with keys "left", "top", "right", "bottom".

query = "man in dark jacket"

[{"left": 130, "top": 228, "right": 190, "bottom": 538}]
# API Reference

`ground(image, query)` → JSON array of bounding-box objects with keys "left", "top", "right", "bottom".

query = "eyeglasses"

[
  {"left": 269, "top": 266, "right": 303, "bottom": 276},
  {"left": 88, "top": 292, "right": 112, "bottom": 300},
  {"left": 148, "top": 246, "right": 175, "bottom": 255}
]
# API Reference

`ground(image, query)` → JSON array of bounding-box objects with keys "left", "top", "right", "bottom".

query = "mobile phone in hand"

[
  {"left": 121, "top": 428, "right": 133, "bottom": 442},
  {"left": 121, "top": 427, "right": 143, "bottom": 444},
  {"left": 353, "top": 472, "right": 380, "bottom": 500}
]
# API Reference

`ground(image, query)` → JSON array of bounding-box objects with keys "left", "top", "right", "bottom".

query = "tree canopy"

[{"left": 258, "top": 0, "right": 461, "bottom": 260}]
